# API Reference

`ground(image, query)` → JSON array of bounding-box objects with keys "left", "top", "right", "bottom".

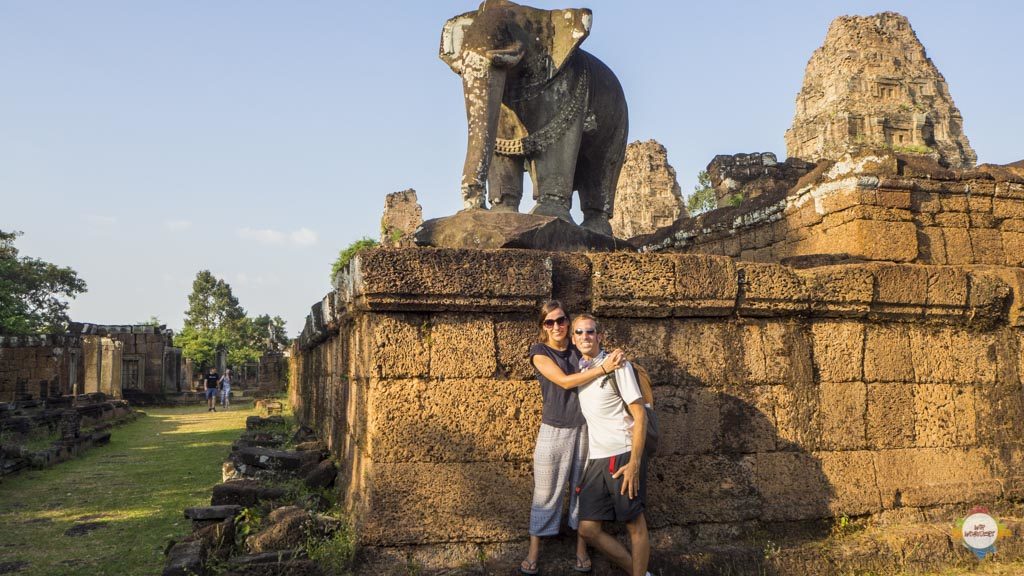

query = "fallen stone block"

[
  {"left": 184, "top": 505, "right": 242, "bottom": 522},
  {"left": 290, "top": 426, "right": 317, "bottom": 444},
  {"left": 210, "top": 480, "right": 286, "bottom": 507},
  {"left": 245, "top": 416, "right": 285, "bottom": 431},
  {"left": 304, "top": 460, "right": 338, "bottom": 490},
  {"left": 236, "top": 447, "right": 320, "bottom": 471},
  {"left": 294, "top": 440, "right": 326, "bottom": 453},
  {"left": 162, "top": 540, "right": 206, "bottom": 576},
  {"left": 247, "top": 506, "right": 311, "bottom": 553}
]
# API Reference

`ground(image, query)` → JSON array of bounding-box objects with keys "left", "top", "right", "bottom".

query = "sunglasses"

[
  {"left": 573, "top": 329, "right": 596, "bottom": 335},
  {"left": 542, "top": 316, "right": 568, "bottom": 328}
]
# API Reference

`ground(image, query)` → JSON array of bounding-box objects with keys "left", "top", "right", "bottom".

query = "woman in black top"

[{"left": 520, "top": 300, "right": 624, "bottom": 575}]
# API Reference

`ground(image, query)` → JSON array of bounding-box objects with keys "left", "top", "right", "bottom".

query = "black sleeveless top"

[{"left": 529, "top": 343, "right": 586, "bottom": 428}]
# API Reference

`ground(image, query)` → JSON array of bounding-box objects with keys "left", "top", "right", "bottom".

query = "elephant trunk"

[{"left": 459, "top": 52, "right": 509, "bottom": 210}]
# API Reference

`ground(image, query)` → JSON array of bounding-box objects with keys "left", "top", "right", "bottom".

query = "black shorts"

[{"left": 577, "top": 450, "right": 646, "bottom": 523}]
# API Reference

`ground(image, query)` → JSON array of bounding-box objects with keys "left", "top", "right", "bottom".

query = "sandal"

[
  {"left": 574, "top": 555, "right": 592, "bottom": 573},
  {"left": 519, "top": 558, "right": 539, "bottom": 575}
]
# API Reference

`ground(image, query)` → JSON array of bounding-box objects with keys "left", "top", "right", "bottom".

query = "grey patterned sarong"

[{"left": 529, "top": 423, "right": 588, "bottom": 536}]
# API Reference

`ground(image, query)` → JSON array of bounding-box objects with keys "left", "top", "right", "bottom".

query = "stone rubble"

[{"left": 379, "top": 189, "right": 422, "bottom": 248}]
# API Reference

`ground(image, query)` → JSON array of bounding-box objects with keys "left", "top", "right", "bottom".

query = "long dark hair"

[{"left": 536, "top": 299, "right": 568, "bottom": 344}]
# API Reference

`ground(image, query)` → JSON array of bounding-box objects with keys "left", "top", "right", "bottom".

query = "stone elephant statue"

[{"left": 440, "top": 0, "right": 628, "bottom": 235}]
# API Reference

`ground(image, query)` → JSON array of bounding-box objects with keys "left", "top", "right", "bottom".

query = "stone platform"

[{"left": 292, "top": 246, "right": 1024, "bottom": 573}]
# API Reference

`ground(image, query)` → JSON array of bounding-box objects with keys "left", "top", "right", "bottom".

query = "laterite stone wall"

[{"left": 291, "top": 248, "right": 1024, "bottom": 569}]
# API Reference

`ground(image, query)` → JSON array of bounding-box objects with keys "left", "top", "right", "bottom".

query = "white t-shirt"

[{"left": 577, "top": 356, "right": 643, "bottom": 459}]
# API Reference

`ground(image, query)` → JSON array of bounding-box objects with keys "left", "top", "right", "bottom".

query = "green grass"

[{"left": 0, "top": 405, "right": 255, "bottom": 575}]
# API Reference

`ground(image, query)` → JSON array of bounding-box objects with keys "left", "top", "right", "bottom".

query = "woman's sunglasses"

[{"left": 542, "top": 316, "right": 568, "bottom": 328}]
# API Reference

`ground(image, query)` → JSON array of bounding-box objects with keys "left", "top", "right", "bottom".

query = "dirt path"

[{"left": 0, "top": 405, "right": 254, "bottom": 576}]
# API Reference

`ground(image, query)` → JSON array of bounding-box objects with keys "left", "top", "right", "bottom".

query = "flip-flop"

[
  {"left": 519, "top": 559, "right": 539, "bottom": 575},
  {"left": 574, "top": 555, "right": 593, "bottom": 573}
]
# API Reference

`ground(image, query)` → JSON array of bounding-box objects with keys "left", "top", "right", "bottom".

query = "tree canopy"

[
  {"left": 173, "top": 270, "right": 287, "bottom": 370},
  {"left": 0, "top": 230, "right": 87, "bottom": 335},
  {"left": 686, "top": 171, "right": 718, "bottom": 216}
]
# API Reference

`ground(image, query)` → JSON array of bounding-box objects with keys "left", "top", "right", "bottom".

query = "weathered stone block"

[
  {"left": 742, "top": 322, "right": 813, "bottom": 385},
  {"left": 914, "top": 384, "right": 976, "bottom": 447},
  {"left": 735, "top": 262, "right": 810, "bottom": 316},
  {"left": 429, "top": 314, "right": 495, "bottom": 379},
  {"left": 666, "top": 321, "right": 743, "bottom": 386},
  {"left": 360, "top": 461, "right": 533, "bottom": 544},
  {"left": 866, "top": 383, "right": 915, "bottom": 449},
  {"left": 648, "top": 455, "right": 760, "bottom": 525},
  {"left": 754, "top": 451, "right": 832, "bottom": 521},
  {"left": 942, "top": 227, "right": 974, "bottom": 264},
  {"left": 816, "top": 451, "right": 882, "bottom": 516},
  {"left": 864, "top": 323, "right": 913, "bottom": 381},
  {"left": 674, "top": 254, "right": 738, "bottom": 315},
  {"left": 815, "top": 382, "right": 867, "bottom": 450},
  {"left": 590, "top": 253, "right": 677, "bottom": 317},
  {"left": 868, "top": 264, "right": 928, "bottom": 318},
  {"left": 969, "top": 228, "right": 1006, "bottom": 265},
  {"left": 873, "top": 448, "right": 1001, "bottom": 508},
  {"left": 550, "top": 253, "right": 592, "bottom": 313},
  {"left": 720, "top": 386, "right": 778, "bottom": 453},
  {"left": 655, "top": 386, "right": 720, "bottom": 455},
  {"left": 918, "top": 227, "right": 947, "bottom": 264},
  {"left": 348, "top": 248, "right": 551, "bottom": 312},
  {"left": 370, "top": 314, "right": 428, "bottom": 379},
  {"left": 368, "top": 379, "right": 539, "bottom": 463},
  {"left": 811, "top": 321, "right": 864, "bottom": 382},
  {"left": 935, "top": 211, "right": 970, "bottom": 228},
  {"left": 601, "top": 319, "right": 672, "bottom": 383},
  {"left": 797, "top": 265, "right": 874, "bottom": 316},
  {"left": 993, "top": 198, "right": 1024, "bottom": 220},
  {"left": 875, "top": 190, "right": 912, "bottom": 209},
  {"left": 494, "top": 316, "right": 535, "bottom": 380},
  {"left": 1002, "top": 232, "right": 1024, "bottom": 267}
]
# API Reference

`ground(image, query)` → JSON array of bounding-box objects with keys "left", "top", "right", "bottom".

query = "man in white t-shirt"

[{"left": 571, "top": 314, "right": 651, "bottom": 576}]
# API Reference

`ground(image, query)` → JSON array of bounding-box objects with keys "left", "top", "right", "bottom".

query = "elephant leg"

[
  {"left": 529, "top": 113, "right": 584, "bottom": 224},
  {"left": 488, "top": 155, "right": 524, "bottom": 212},
  {"left": 576, "top": 123, "right": 627, "bottom": 237}
]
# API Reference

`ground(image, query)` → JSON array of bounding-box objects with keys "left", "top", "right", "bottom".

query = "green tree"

[
  {"left": 330, "top": 237, "right": 378, "bottom": 283},
  {"left": 0, "top": 230, "right": 87, "bottom": 335},
  {"left": 251, "top": 314, "right": 290, "bottom": 350},
  {"left": 686, "top": 171, "right": 718, "bottom": 215},
  {"left": 174, "top": 271, "right": 261, "bottom": 370}
]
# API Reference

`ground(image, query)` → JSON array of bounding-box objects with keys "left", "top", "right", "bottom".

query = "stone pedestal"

[{"left": 414, "top": 210, "right": 627, "bottom": 252}]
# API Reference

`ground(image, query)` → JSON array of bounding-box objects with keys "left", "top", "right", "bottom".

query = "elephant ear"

[
  {"left": 440, "top": 11, "right": 476, "bottom": 74},
  {"left": 545, "top": 8, "right": 592, "bottom": 77}
]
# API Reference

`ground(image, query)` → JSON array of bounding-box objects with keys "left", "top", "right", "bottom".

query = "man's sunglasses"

[
  {"left": 573, "top": 329, "right": 596, "bottom": 335},
  {"left": 542, "top": 316, "right": 568, "bottom": 328}
]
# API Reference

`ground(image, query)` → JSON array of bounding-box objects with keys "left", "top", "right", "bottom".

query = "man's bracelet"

[{"left": 601, "top": 365, "right": 608, "bottom": 375}]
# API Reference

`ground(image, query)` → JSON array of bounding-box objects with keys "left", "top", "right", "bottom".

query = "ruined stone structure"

[
  {"left": 380, "top": 189, "right": 422, "bottom": 248},
  {"left": 642, "top": 152, "right": 1024, "bottom": 268},
  {"left": 785, "top": 12, "right": 976, "bottom": 169},
  {"left": 289, "top": 245, "right": 1024, "bottom": 571},
  {"left": 610, "top": 140, "right": 686, "bottom": 239},
  {"left": 706, "top": 152, "right": 815, "bottom": 208},
  {"left": 282, "top": 8, "right": 1024, "bottom": 573},
  {"left": 0, "top": 323, "right": 183, "bottom": 402},
  {"left": 0, "top": 334, "right": 121, "bottom": 401}
]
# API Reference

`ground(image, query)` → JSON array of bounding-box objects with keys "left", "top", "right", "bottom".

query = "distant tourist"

[
  {"left": 572, "top": 314, "right": 651, "bottom": 576},
  {"left": 218, "top": 369, "right": 232, "bottom": 410},
  {"left": 205, "top": 368, "right": 220, "bottom": 412},
  {"left": 520, "top": 300, "right": 624, "bottom": 576}
]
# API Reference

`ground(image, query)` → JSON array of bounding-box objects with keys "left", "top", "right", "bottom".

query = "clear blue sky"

[{"left": 2, "top": 1, "right": 1021, "bottom": 336}]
